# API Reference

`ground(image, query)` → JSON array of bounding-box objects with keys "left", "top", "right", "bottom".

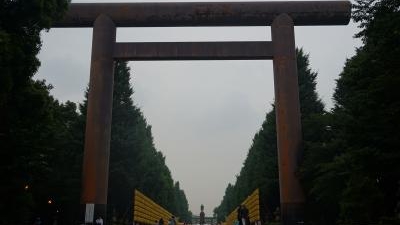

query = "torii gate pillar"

[
  {"left": 272, "top": 14, "right": 305, "bottom": 224},
  {"left": 81, "top": 14, "right": 116, "bottom": 223}
]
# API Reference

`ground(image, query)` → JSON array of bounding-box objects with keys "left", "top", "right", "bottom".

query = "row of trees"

[
  {"left": 0, "top": 1, "right": 191, "bottom": 225},
  {"left": 214, "top": 0, "right": 400, "bottom": 224},
  {"left": 213, "top": 47, "right": 324, "bottom": 223},
  {"left": 107, "top": 62, "right": 192, "bottom": 224}
]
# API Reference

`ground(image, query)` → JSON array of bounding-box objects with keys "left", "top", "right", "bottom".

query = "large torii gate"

[{"left": 54, "top": 2, "right": 350, "bottom": 224}]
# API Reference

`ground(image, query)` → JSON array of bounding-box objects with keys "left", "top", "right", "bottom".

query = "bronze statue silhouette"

[{"left": 200, "top": 205, "right": 205, "bottom": 225}]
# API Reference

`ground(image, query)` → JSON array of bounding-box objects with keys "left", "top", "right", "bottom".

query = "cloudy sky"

[{"left": 36, "top": 0, "right": 362, "bottom": 216}]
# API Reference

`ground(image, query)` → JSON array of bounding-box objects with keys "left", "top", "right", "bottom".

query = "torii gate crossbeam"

[{"left": 53, "top": 2, "right": 351, "bottom": 225}]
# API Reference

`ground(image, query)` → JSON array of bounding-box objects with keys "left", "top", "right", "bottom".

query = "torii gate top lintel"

[{"left": 54, "top": 1, "right": 351, "bottom": 28}]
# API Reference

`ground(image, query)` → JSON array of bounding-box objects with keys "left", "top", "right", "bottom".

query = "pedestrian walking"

[
  {"left": 241, "top": 206, "right": 250, "bottom": 225},
  {"left": 171, "top": 216, "right": 176, "bottom": 225},
  {"left": 237, "top": 205, "right": 242, "bottom": 225}
]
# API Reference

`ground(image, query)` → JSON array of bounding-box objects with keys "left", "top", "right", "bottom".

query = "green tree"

[
  {"left": 44, "top": 100, "right": 83, "bottom": 225},
  {"left": 0, "top": 2, "right": 71, "bottom": 223},
  {"left": 92, "top": 61, "right": 191, "bottom": 223},
  {"left": 0, "top": 79, "right": 83, "bottom": 225},
  {"left": 300, "top": 1, "right": 400, "bottom": 224},
  {"left": 106, "top": 61, "right": 141, "bottom": 222},
  {"left": 0, "top": 0, "right": 69, "bottom": 133},
  {"left": 173, "top": 181, "right": 191, "bottom": 222}
]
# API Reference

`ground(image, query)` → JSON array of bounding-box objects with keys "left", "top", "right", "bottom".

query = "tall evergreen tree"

[
  {"left": 107, "top": 61, "right": 141, "bottom": 222},
  {"left": 93, "top": 61, "right": 192, "bottom": 223},
  {"left": 173, "top": 181, "right": 191, "bottom": 222},
  {"left": 0, "top": 1, "right": 71, "bottom": 224},
  {"left": 298, "top": 1, "right": 400, "bottom": 224},
  {"left": 0, "top": 0, "right": 69, "bottom": 105},
  {"left": 302, "top": 1, "right": 400, "bottom": 224}
]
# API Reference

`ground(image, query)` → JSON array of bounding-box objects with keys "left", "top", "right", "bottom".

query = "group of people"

[
  {"left": 156, "top": 216, "right": 176, "bottom": 225},
  {"left": 236, "top": 205, "right": 250, "bottom": 225}
]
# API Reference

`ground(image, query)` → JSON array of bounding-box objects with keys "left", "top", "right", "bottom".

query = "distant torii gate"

[{"left": 53, "top": 2, "right": 350, "bottom": 225}]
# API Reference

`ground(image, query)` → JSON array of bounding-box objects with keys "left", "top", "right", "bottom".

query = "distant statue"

[{"left": 200, "top": 204, "right": 205, "bottom": 225}]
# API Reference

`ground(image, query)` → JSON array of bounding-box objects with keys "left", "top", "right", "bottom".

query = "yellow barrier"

[
  {"left": 225, "top": 189, "right": 260, "bottom": 225},
  {"left": 133, "top": 189, "right": 174, "bottom": 225}
]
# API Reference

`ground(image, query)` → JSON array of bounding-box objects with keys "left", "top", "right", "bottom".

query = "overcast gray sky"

[{"left": 36, "top": 0, "right": 362, "bottom": 216}]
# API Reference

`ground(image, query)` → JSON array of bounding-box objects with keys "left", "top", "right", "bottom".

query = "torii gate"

[{"left": 54, "top": 2, "right": 350, "bottom": 224}]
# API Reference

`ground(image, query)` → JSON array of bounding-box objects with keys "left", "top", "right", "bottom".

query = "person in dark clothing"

[
  {"left": 237, "top": 205, "right": 243, "bottom": 225},
  {"left": 159, "top": 218, "right": 164, "bottom": 225},
  {"left": 241, "top": 206, "right": 250, "bottom": 225}
]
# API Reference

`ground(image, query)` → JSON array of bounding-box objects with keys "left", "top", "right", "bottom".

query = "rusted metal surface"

[
  {"left": 113, "top": 42, "right": 273, "bottom": 60},
  {"left": 271, "top": 14, "right": 305, "bottom": 225},
  {"left": 81, "top": 14, "right": 116, "bottom": 224},
  {"left": 53, "top": 1, "right": 351, "bottom": 27}
]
